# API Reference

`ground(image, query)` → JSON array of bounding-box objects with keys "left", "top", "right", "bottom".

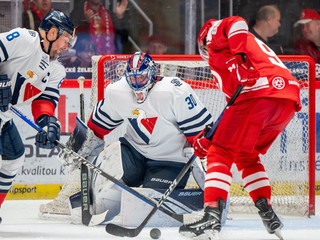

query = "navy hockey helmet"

[
  {"left": 39, "top": 10, "right": 75, "bottom": 38},
  {"left": 125, "top": 52, "right": 157, "bottom": 103}
]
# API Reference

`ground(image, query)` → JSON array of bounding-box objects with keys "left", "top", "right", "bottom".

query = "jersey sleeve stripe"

[
  {"left": 36, "top": 87, "right": 60, "bottom": 107},
  {"left": 228, "top": 20, "right": 248, "bottom": 38},
  {"left": 90, "top": 116, "right": 117, "bottom": 131},
  {"left": 91, "top": 100, "right": 123, "bottom": 130},
  {"left": 180, "top": 114, "right": 213, "bottom": 133},
  {"left": 34, "top": 95, "right": 58, "bottom": 108},
  {"left": 45, "top": 86, "right": 60, "bottom": 95},
  {"left": 36, "top": 93, "right": 59, "bottom": 102},
  {"left": 177, "top": 108, "right": 210, "bottom": 126}
]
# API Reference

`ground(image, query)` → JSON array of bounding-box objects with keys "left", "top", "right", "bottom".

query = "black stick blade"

[{"left": 105, "top": 223, "right": 141, "bottom": 238}]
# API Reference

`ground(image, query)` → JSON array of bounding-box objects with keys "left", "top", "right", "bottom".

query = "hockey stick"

[
  {"left": 10, "top": 106, "right": 184, "bottom": 224},
  {"left": 105, "top": 84, "right": 244, "bottom": 238},
  {"left": 77, "top": 76, "right": 108, "bottom": 226},
  {"left": 78, "top": 76, "right": 85, "bottom": 121}
]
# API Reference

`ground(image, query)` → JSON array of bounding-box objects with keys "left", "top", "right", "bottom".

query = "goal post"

[{"left": 91, "top": 54, "right": 316, "bottom": 217}]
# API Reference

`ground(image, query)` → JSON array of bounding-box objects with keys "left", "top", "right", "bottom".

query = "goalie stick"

[
  {"left": 10, "top": 106, "right": 184, "bottom": 224},
  {"left": 77, "top": 76, "right": 108, "bottom": 226},
  {"left": 105, "top": 84, "right": 244, "bottom": 238}
]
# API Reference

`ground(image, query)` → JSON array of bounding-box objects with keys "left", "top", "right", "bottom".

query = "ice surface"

[{"left": 1, "top": 198, "right": 320, "bottom": 240}]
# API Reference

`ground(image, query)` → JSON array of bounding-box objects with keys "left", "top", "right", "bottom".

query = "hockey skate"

[
  {"left": 179, "top": 205, "right": 222, "bottom": 240},
  {"left": 255, "top": 198, "right": 284, "bottom": 240}
]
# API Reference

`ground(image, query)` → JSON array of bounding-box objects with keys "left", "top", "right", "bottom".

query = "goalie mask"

[
  {"left": 125, "top": 52, "right": 157, "bottom": 103},
  {"left": 197, "top": 18, "right": 216, "bottom": 62}
]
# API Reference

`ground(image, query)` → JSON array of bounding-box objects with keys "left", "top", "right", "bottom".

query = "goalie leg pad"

[
  {"left": 91, "top": 141, "right": 123, "bottom": 220},
  {"left": 191, "top": 157, "right": 206, "bottom": 190},
  {"left": 184, "top": 147, "right": 206, "bottom": 190},
  {"left": 39, "top": 166, "right": 81, "bottom": 216},
  {"left": 142, "top": 160, "right": 191, "bottom": 189}
]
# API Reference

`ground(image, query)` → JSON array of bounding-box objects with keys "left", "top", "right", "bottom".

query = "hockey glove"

[
  {"left": 192, "top": 123, "right": 213, "bottom": 159},
  {"left": 58, "top": 117, "right": 104, "bottom": 166},
  {"left": 35, "top": 115, "right": 60, "bottom": 149},
  {"left": 0, "top": 74, "right": 12, "bottom": 112},
  {"left": 227, "top": 53, "right": 260, "bottom": 87}
]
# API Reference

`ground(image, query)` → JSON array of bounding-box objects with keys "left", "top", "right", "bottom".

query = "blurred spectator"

[
  {"left": 59, "top": 35, "right": 97, "bottom": 79},
  {"left": 249, "top": 4, "right": 283, "bottom": 54},
  {"left": 294, "top": 9, "right": 320, "bottom": 64},
  {"left": 73, "top": 38, "right": 97, "bottom": 68},
  {"left": 70, "top": 0, "right": 130, "bottom": 55},
  {"left": 146, "top": 35, "right": 168, "bottom": 54},
  {"left": 23, "top": 0, "right": 53, "bottom": 30}
]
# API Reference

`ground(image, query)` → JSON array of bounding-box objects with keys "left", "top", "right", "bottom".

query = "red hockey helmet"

[{"left": 197, "top": 19, "right": 216, "bottom": 62}]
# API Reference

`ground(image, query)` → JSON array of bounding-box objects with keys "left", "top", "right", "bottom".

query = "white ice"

[{"left": 1, "top": 197, "right": 320, "bottom": 240}]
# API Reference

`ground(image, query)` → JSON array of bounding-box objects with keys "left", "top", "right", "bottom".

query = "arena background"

[{"left": 0, "top": 0, "right": 319, "bottom": 199}]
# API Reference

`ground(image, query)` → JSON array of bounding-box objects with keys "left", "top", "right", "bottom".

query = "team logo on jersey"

[
  {"left": 28, "top": 30, "right": 36, "bottom": 37},
  {"left": 24, "top": 83, "right": 42, "bottom": 101},
  {"left": 272, "top": 77, "right": 285, "bottom": 90},
  {"left": 24, "top": 71, "right": 42, "bottom": 101},
  {"left": 129, "top": 109, "right": 157, "bottom": 144}
]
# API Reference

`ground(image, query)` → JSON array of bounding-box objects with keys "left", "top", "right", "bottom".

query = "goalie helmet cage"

[{"left": 90, "top": 54, "right": 316, "bottom": 217}]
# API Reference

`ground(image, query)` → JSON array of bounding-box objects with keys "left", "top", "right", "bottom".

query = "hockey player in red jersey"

[{"left": 179, "top": 16, "right": 301, "bottom": 240}]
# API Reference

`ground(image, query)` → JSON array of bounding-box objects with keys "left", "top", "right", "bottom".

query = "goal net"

[{"left": 90, "top": 54, "right": 316, "bottom": 217}]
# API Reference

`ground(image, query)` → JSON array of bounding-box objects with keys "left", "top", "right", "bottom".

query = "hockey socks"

[
  {"left": 204, "top": 164, "right": 232, "bottom": 204},
  {"left": 241, "top": 163, "right": 271, "bottom": 203}
]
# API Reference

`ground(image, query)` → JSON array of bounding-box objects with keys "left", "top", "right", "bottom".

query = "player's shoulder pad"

[
  {"left": 157, "top": 76, "right": 191, "bottom": 91},
  {"left": 106, "top": 77, "right": 130, "bottom": 93},
  {"left": 15, "top": 28, "right": 39, "bottom": 45}
]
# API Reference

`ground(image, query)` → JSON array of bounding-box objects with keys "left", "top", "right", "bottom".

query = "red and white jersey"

[
  {"left": 206, "top": 16, "right": 301, "bottom": 109},
  {"left": 0, "top": 28, "right": 65, "bottom": 122},
  {"left": 87, "top": 77, "right": 213, "bottom": 163}
]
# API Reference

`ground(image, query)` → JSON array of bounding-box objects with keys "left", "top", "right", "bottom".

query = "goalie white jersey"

[
  {"left": 88, "top": 76, "right": 213, "bottom": 163},
  {"left": 0, "top": 28, "right": 65, "bottom": 121}
]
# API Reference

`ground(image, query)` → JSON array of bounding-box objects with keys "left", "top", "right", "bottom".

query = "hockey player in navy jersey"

[
  {"left": 0, "top": 10, "right": 75, "bottom": 222},
  {"left": 58, "top": 52, "right": 214, "bottom": 222}
]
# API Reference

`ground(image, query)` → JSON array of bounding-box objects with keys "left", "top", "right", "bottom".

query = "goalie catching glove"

[
  {"left": 35, "top": 115, "right": 60, "bottom": 149},
  {"left": 227, "top": 53, "right": 260, "bottom": 87},
  {"left": 58, "top": 117, "right": 105, "bottom": 166},
  {"left": 192, "top": 123, "right": 213, "bottom": 159}
]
